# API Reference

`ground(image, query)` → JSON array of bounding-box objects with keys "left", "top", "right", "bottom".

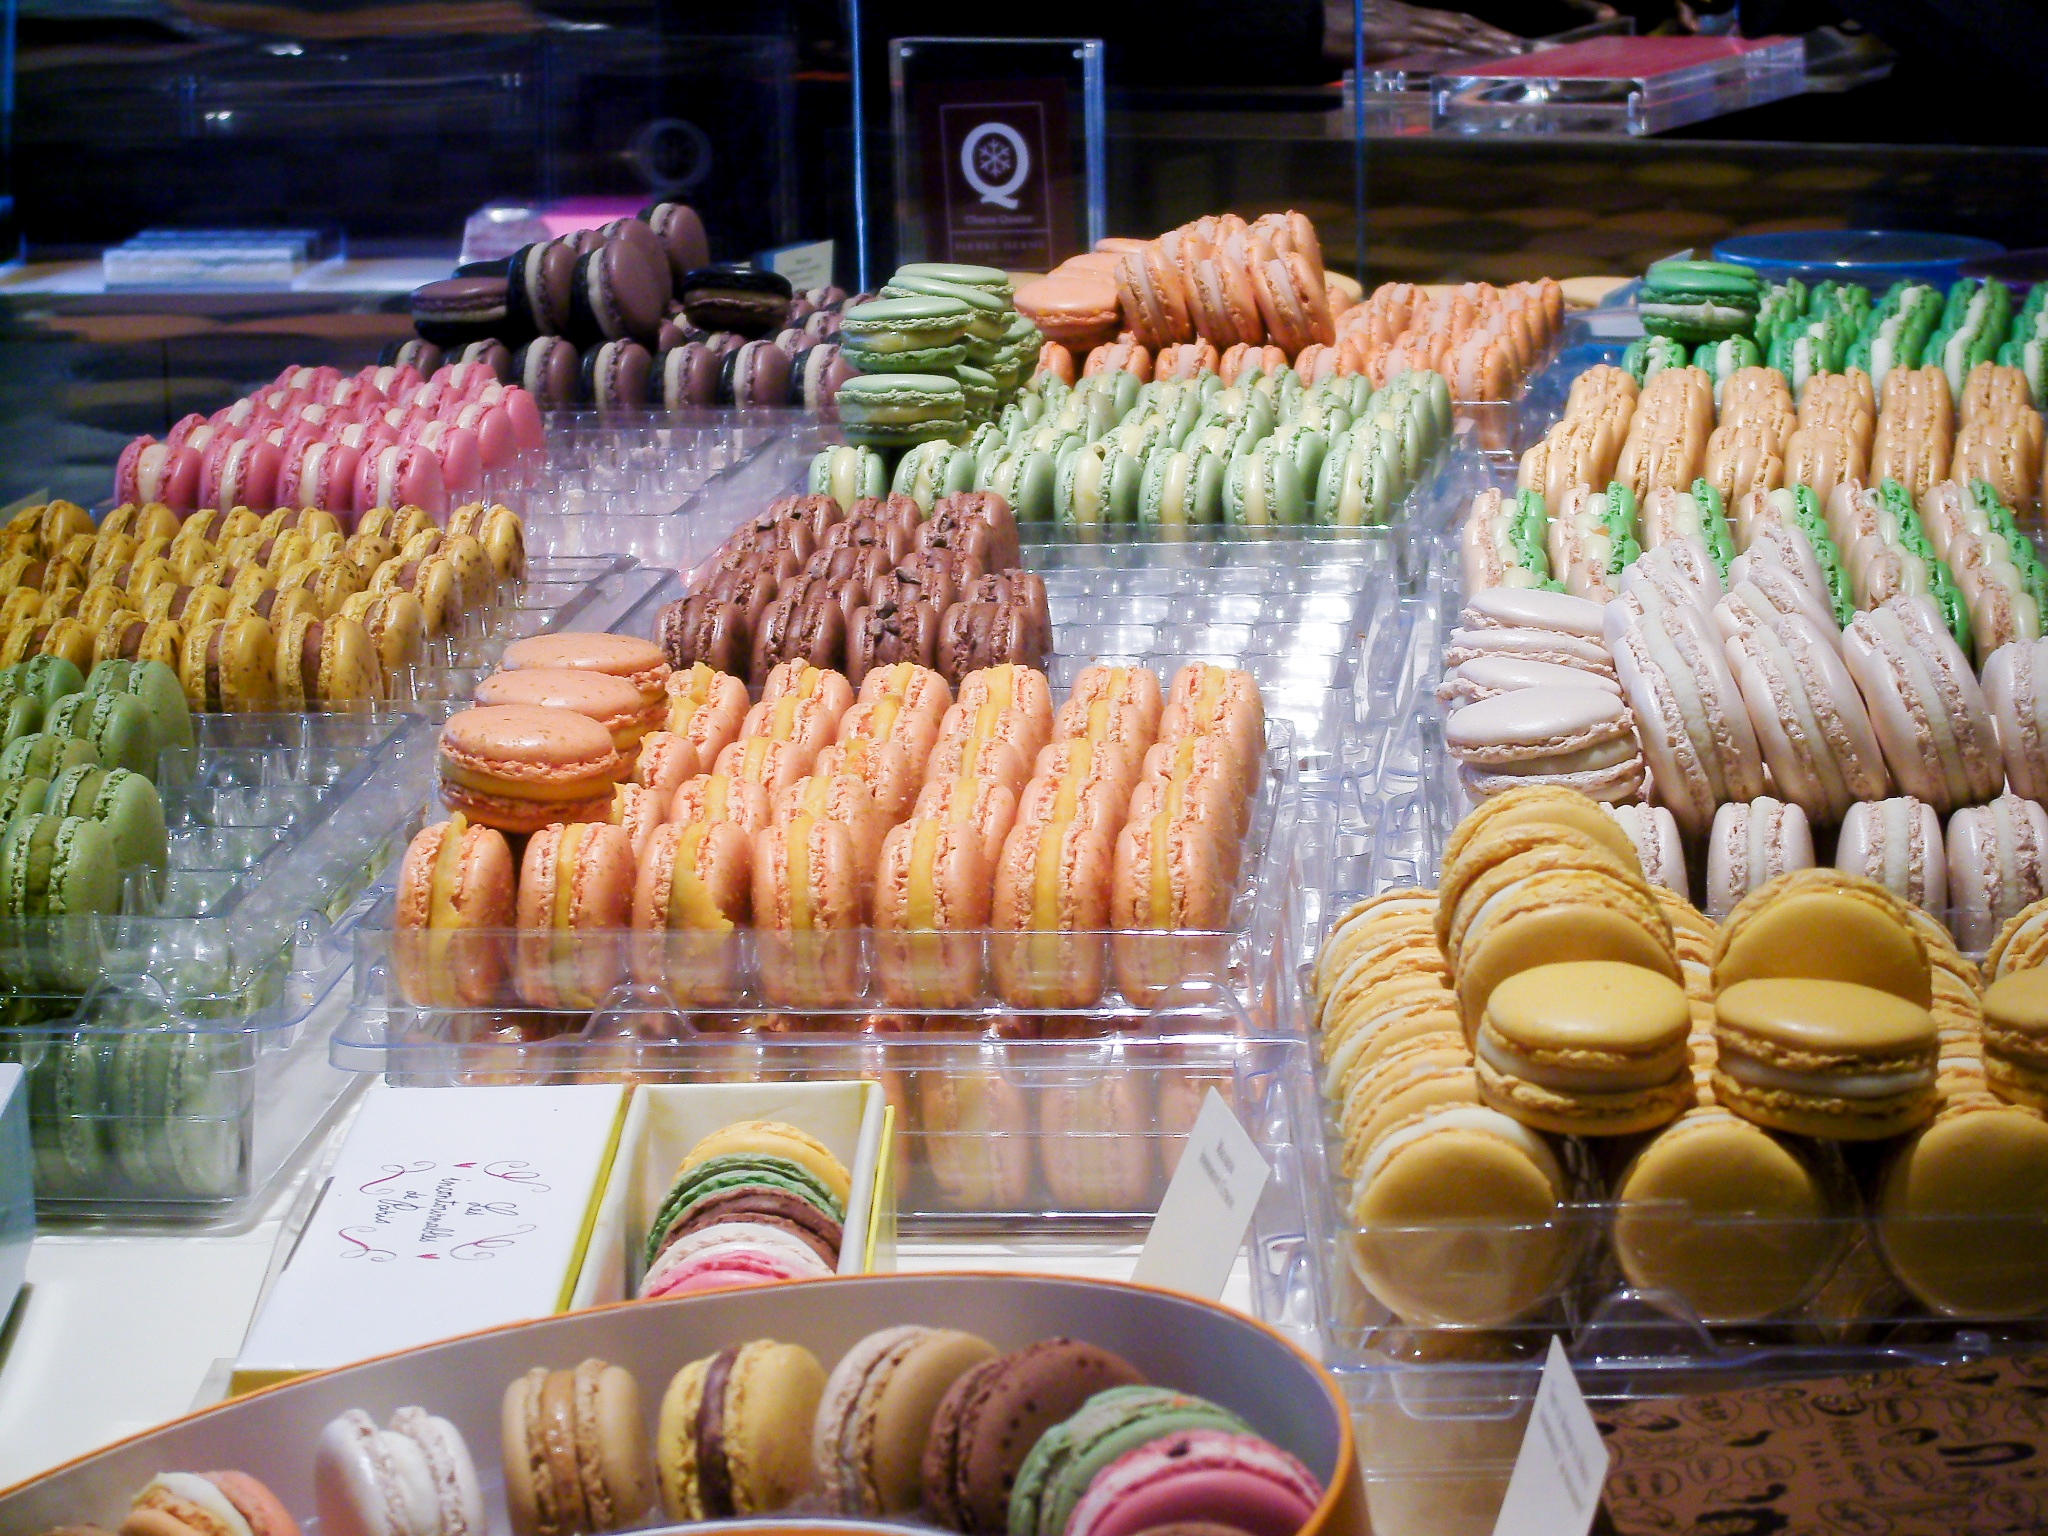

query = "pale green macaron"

[
  {"left": 895, "top": 262, "right": 1013, "bottom": 299},
  {"left": 1226, "top": 439, "right": 1308, "bottom": 526},
  {"left": 807, "top": 444, "right": 888, "bottom": 508},
  {"left": 881, "top": 274, "right": 1010, "bottom": 339},
  {"left": 1139, "top": 444, "right": 1226, "bottom": 527},
  {"left": 836, "top": 373, "right": 967, "bottom": 447},
  {"left": 838, "top": 295, "right": 973, "bottom": 373}
]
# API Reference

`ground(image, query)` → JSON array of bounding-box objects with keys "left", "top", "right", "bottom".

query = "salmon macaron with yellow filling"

[
  {"left": 393, "top": 812, "right": 516, "bottom": 1006},
  {"left": 438, "top": 704, "right": 624, "bottom": 833}
]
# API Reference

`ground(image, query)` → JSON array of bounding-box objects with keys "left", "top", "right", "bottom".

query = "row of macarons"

[
  {"left": 114, "top": 359, "right": 545, "bottom": 518},
  {"left": 79, "top": 1337, "right": 1322, "bottom": 1536},
  {"left": 1438, "top": 571, "right": 2048, "bottom": 840},
  {"left": 819, "top": 357, "right": 1451, "bottom": 529},
  {"left": 1312, "top": 786, "right": 2048, "bottom": 1328},
  {"left": 2, "top": 500, "right": 527, "bottom": 703}
]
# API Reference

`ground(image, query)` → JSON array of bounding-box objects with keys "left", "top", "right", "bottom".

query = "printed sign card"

[{"left": 235, "top": 1084, "right": 626, "bottom": 1390}]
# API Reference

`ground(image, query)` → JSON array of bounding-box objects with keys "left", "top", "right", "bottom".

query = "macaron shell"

[
  {"left": 861, "top": 1330, "right": 999, "bottom": 1516},
  {"left": 723, "top": 1339, "right": 828, "bottom": 1514},
  {"left": 677, "top": 1119, "right": 851, "bottom": 1205}
]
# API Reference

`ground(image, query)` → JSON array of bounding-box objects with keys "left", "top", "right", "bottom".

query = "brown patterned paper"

[{"left": 1598, "top": 1354, "right": 2048, "bottom": 1536}]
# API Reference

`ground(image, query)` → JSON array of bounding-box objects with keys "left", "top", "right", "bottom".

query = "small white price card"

[
  {"left": 1493, "top": 1336, "right": 1610, "bottom": 1536},
  {"left": 1130, "top": 1089, "right": 1270, "bottom": 1301}
]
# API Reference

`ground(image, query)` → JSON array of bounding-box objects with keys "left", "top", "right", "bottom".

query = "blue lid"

[{"left": 1711, "top": 230, "right": 2004, "bottom": 288}]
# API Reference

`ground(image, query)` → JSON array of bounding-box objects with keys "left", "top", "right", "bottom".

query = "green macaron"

[
  {"left": 1138, "top": 443, "right": 1225, "bottom": 527},
  {"left": 986, "top": 447, "right": 1059, "bottom": 522},
  {"left": 807, "top": 444, "right": 888, "bottom": 506},
  {"left": 7, "top": 655, "right": 86, "bottom": 714},
  {"left": 1057, "top": 441, "right": 1141, "bottom": 527},
  {"left": 83, "top": 767, "right": 167, "bottom": 870},
  {"left": 894, "top": 261, "right": 1014, "bottom": 299},
  {"left": 0, "top": 732, "right": 100, "bottom": 783},
  {"left": 43, "top": 813, "right": 121, "bottom": 917},
  {"left": 26, "top": 1032, "right": 110, "bottom": 1194},
  {"left": 642, "top": 1152, "right": 845, "bottom": 1271},
  {"left": 1, "top": 689, "right": 43, "bottom": 745},
  {"left": 86, "top": 658, "right": 193, "bottom": 757},
  {"left": 109, "top": 1026, "right": 242, "bottom": 1197},
  {"left": 836, "top": 373, "right": 968, "bottom": 448},
  {"left": 955, "top": 364, "right": 999, "bottom": 422},
  {"left": 0, "top": 776, "right": 51, "bottom": 829},
  {"left": 839, "top": 295, "right": 973, "bottom": 374},
  {"left": 47, "top": 691, "right": 155, "bottom": 778},
  {"left": 880, "top": 274, "right": 1010, "bottom": 339},
  {"left": 1226, "top": 439, "right": 1307, "bottom": 526}
]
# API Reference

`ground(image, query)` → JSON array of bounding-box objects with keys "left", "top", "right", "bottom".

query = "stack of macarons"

[
  {"left": 114, "top": 360, "right": 544, "bottom": 517},
  {"left": 637, "top": 1119, "right": 851, "bottom": 1298},
  {"left": 1017, "top": 212, "right": 1350, "bottom": 373},
  {"left": 400, "top": 203, "right": 861, "bottom": 414},
  {"left": 1331, "top": 276, "right": 1563, "bottom": 401},
  {"left": 406, "top": 653, "right": 1265, "bottom": 1019},
  {"left": 0, "top": 497, "right": 527, "bottom": 708},
  {"left": 891, "top": 355, "right": 1450, "bottom": 527},
  {"left": 657, "top": 488, "right": 1047, "bottom": 689},
  {"left": 837, "top": 263, "right": 1042, "bottom": 449}
]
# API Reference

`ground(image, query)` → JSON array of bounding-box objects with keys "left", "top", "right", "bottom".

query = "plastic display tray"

[
  {"left": 1432, "top": 34, "right": 1807, "bottom": 137},
  {"left": 0, "top": 554, "right": 660, "bottom": 1224},
  {"left": 1236, "top": 518, "right": 2048, "bottom": 1536},
  {"left": 482, "top": 410, "right": 831, "bottom": 570}
]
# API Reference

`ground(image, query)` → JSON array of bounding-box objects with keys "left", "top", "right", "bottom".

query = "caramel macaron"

[
  {"left": 1476, "top": 960, "right": 1693, "bottom": 1136},
  {"left": 439, "top": 704, "right": 623, "bottom": 833},
  {"left": 1980, "top": 966, "right": 2048, "bottom": 1113},
  {"left": 668, "top": 771, "right": 769, "bottom": 834},
  {"left": 1712, "top": 977, "right": 1939, "bottom": 1140},
  {"left": 1877, "top": 1095, "right": 2048, "bottom": 1317}
]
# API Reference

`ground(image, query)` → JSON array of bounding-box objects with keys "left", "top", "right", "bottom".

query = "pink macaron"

[
  {"left": 1065, "top": 1430, "right": 1324, "bottom": 1536},
  {"left": 114, "top": 437, "right": 203, "bottom": 510},
  {"left": 1840, "top": 595, "right": 2002, "bottom": 817},
  {"left": 638, "top": 1221, "right": 835, "bottom": 1299},
  {"left": 1947, "top": 794, "right": 2048, "bottom": 951}
]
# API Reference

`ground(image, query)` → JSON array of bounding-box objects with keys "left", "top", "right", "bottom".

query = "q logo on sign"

[{"left": 961, "top": 122, "right": 1031, "bottom": 211}]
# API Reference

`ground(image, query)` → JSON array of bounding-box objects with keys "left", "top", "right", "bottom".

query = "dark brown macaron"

[
  {"left": 920, "top": 1339, "right": 1144, "bottom": 1533},
  {"left": 657, "top": 593, "right": 748, "bottom": 676},
  {"left": 584, "top": 339, "right": 654, "bottom": 413},
  {"left": 603, "top": 215, "right": 675, "bottom": 307},
  {"left": 570, "top": 238, "right": 668, "bottom": 347},
  {"left": 513, "top": 336, "right": 582, "bottom": 408},
  {"left": 665, "top": 1186, "right": 844, "bottom": 1266},
  {"left": 644, "top": 201, "right": 711, "bottom": 281},
  {"left": 849, "top": 598, "right": 939, "bottom": 686},
  {"left": 766, "top": 493, "right": 844, "bottom": 545},
  {"left": 679, "top": 264, "right": 795, "bottom": 338},
  {"left": 410, "top": 275, "right": 509, "bottom": 347},
  {"left": 507, "top": 238, "right": 576, "bottom": 338},
  {"left": 663, "top": 341, "right": 723, "bottom": 410},
  {"left": 729, "top": 339, "right": 795, "bottom": 409}
]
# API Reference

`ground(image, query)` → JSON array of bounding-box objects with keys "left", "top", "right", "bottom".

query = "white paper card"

[
  {"left": 761, "top": 240, "right": 835, "bottom": 294},
  {"left": 1130, "top": 1089, "right": 1269, "bottom": 1301},
  {"left": 1492, "top": 1336, "right": 1609, "bottom": 1536},
  {"left": 237, "top": 1085, "right": 625, "bottom": 1381}
]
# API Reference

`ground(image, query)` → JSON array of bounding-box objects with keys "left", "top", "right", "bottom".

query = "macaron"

[
  {"left": 1444, "top": 686, "right": 1645, "bottom": 805},
  {"left": 499, "top": 1360, "right": 651, "bottom": 1536},
  {"left": 1009, "top": 1387, "right": 1251, "bottom": 1536},
  {"left": 393, "top": 814, "right": 517, "bottom": 1008},
  {"left": 656, "top": 1340, "right": 827, "bottom": 1519},
  {"left": 1713, "top": 868, "right": 1933, "bottom": 1008},
  {"left": 55, "top": 766, "right": 167, "bottom": 871},
  {"left": 86, "top": 656, "right": 195, "bottom": 755},
  {"left": 1347, "top": 1100, "right": 1572, "bottom": 1327},
  {"left": 1476, "top": 959, "right": 1693, "bottom": 1135},
  {"left": 1947, "top": 794, "right": 2048, "bottom": 951},
  {"left": 1876, "top": 1095, "right": 2048, "bottom": 1317},
  {"left": 1611, "top": 1105, "right": 1843, "bottom": 1324},
  {"left": 1603, "top": 803, "right": 1687, "bottom": 894},
  {"left": 836, "top": 374, "right": 968, "bottom": 449},
  {"left": 921, "top": 1340, "right": 1146, "bottom": 1535},
  {"left": 812, "top": 1326, "right": 1001, "bottom": 1517},
  {"left": 121, "top": 1471, "right": 299, "bottom": 1536},
  {"left": 1722, "top": 610, "right": 1890, "bottom": 824},
  {"left": 840, "top": 296, "right": 972, "bottom": 374},
  {"left": 1061, "top": 1428, "right": 1323, "bottom": 1536},
  {"left": 1705, "top": 797, "right": 1815, "bottom": 922},
  {"left": 438, "top": 705, "right": 623, "bottom": 834},
  {"left": 1840, "top": 595, "right": 2003, "bottom": 815},
  {"left": 314, "top": 1406, "right": 484, "bottom": 1536},
  {"left": 637, "top": 1221, "right": 835, "bottom": 1298},
  {"left": 642, "top": 1151, "right": 845, "bottom": 1275},
  {"left": 1712, "top": 977, "right": 1938, "bottom": 1139},
  {"left": 514, "top": 822, "right": 634, "bottom": 1008},
  {"left": 1834, "top": 796, "right": 1947, "bottom": 915},
  {"left": 1981, "top": 966, "right": 2048, "bottom": 1112}
]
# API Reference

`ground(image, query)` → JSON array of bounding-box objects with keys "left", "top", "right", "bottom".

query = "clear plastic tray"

[
  {"left": 482, "top": 410, "right": 832, "bottom": 570},
  {"left": 0, "top": 553, "right": 660, "bottom": 1223},
  {"left": 1433, "top": 34, "right": 1807, "bottom": 137}
]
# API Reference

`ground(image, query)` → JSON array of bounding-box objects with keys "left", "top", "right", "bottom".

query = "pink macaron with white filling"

[
  {"left": 1723, "top": 610, "right": 1890, "bottom": 825},
  {"left": 1947, "top": 794, "right": 2048, "bottom": 951},
  {"left": 1444, "top": 685, "right": 1646, "bottom": 805},
  {"left": 1983, "top": 636, "right": 2048, "bottom": 801},
  {"left": 355, "top": 441, "right": 448, "bottom": 519},
  {"left": 637, "top": 1221, "right": 834, "bottom": 1298},
  {"left": 115, "top": 437, "right": 204, "bottom": 510},
  {"left": 1436, "top": 654, "right": 1623, "bottom": 710},
  {"left": 1605, "top": 802, "right": 1688, "bottom": 894},
  {"left": 1841, "top": 595, "right": 2003, "bottom": 816},
  {"left": 1706, "top": 797, "right": 1815, "bottom": 921},
  {"left": 1836, "top": 796, "right": 1947, "bottom": 915}
]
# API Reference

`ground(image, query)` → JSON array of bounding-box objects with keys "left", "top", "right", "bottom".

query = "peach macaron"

[
  {"left": 438, "top": 704, "right": 623, "bottom": 833},
  {"left": 475, "top": 666, "right": 665, "bottom": 764},
  {"left": 501, "top": 631, "right": 671, "bottom": 712},
  {"left": 393, "top": 812, "right": 516, "bottom": 1007},
  {"left": 514, "top": 820, "right": 636, "bottom": 1008},
  {"left": 874, "top": 817, "right": 993, "bottom": 1007}
]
